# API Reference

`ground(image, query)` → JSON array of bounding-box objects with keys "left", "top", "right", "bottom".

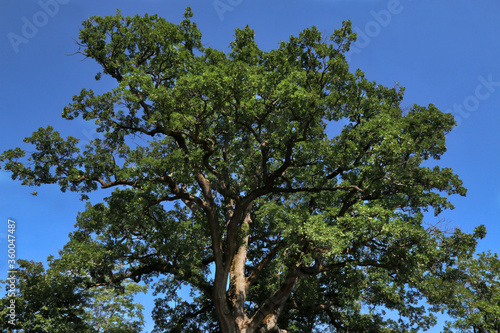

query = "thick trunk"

[
  {"left": 214, "top": 266, "right": 297, "bottom": 333},
  {"left": 229, "top": 210, "right": 252, "bottom": 331},
  {"left": 212, "top": 199, "right": 252, "bottom": 333},
  {"left": 214, "top": 265, "right": 239, "bottom": 332},
  {"left": 213, "top": 200, "right": 296, "bottom": 333}
]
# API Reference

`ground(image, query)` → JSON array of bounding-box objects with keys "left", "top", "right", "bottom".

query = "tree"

[
  {"left": 0, "top": 8, "right": 492, "bottom": 332},
  {"left": 0, "top": 259, "right": 91, "bottom": 332},
  {"left": 0, "top": 259, "right": 146, "bottom": 332},
  {"left": 440, "top": 252, "right": 500, "bottom": 333}
]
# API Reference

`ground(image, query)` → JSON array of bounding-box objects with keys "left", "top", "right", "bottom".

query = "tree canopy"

[{"left": 1, "top": 8, "right": 497, "bottom": 332}]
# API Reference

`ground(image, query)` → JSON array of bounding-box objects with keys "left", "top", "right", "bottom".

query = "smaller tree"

[
  {"left": 0, "top": 259, "right": 90, "bottom": 332},
  {"left": 0, "top": 259, "right": 146, "bottom": 332},
  {"left": 440, "top": 252, "right": 500, "bottom": 333}
]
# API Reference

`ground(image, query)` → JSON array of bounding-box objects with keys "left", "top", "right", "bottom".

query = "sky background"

[{"left": 1, "top": 0, "right": 499, "bottom": 332}]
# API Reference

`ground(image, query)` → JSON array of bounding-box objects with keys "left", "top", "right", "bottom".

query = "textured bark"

[{"left": 230, "top": 211, "right": 251, "bottom": 331}]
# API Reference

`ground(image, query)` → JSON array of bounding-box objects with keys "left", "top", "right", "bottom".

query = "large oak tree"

[{"left": 1, "top": 8, "right": 492, "bottom": 332}]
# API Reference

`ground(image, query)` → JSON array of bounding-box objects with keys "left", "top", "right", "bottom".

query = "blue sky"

[{"left": 1, "top": 0, "right": 499, "bottom": 331}]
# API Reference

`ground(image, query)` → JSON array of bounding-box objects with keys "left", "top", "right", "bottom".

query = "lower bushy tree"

[
  {"left": 1, "top": 8, "right": 496, "bottom": 332},
  {"left": 440, "top": 252, "right": 500, "bottom": 333},
  {"left": 0, "top": 260, "right": 90, "bottom": 332},
  {"left": 0, "top": 259, "right": 146, "bottom": 332}
]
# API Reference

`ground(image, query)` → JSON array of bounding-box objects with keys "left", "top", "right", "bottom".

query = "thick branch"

[
  {"left": 246, "top": 239, "right": 284, "bottom": 288},
  {"left": 247, "top": 265, "right": 301, "bottom": 331},
  {"left": 271, "top": 185, "right": 363, "bottom": 194}
]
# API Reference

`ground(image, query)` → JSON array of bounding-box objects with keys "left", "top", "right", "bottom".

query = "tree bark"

[{"left": 229, "top": 208, "right": 252, "bottom": 331}]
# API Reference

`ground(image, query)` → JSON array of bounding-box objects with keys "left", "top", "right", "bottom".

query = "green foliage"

[
  {"left": 0, "top": 259, "right": 90, "bottom": 332},
  {"left": 1, "top": 8, "right": 496, "bottom": 332},
  {"left": 440, "top": 252, "right": 500, "bottom": 332},
  {"left": 85, "top": 279, "right": 147, "bottom": 333},
  {"left": 0, "top": 260, "right": 146, "bottom": 332}
]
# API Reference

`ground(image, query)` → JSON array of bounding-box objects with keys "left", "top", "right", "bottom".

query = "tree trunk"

[
  {"left": 229, "top": 210, "right": 252, "bottom": 332},
  {"left": 214, "top": 205, "right": 296, "bottom": 333}
]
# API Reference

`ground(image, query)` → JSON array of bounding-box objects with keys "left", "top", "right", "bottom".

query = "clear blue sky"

[{"left": 1, "top": 1, "right": 499, "bottom": 331}]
